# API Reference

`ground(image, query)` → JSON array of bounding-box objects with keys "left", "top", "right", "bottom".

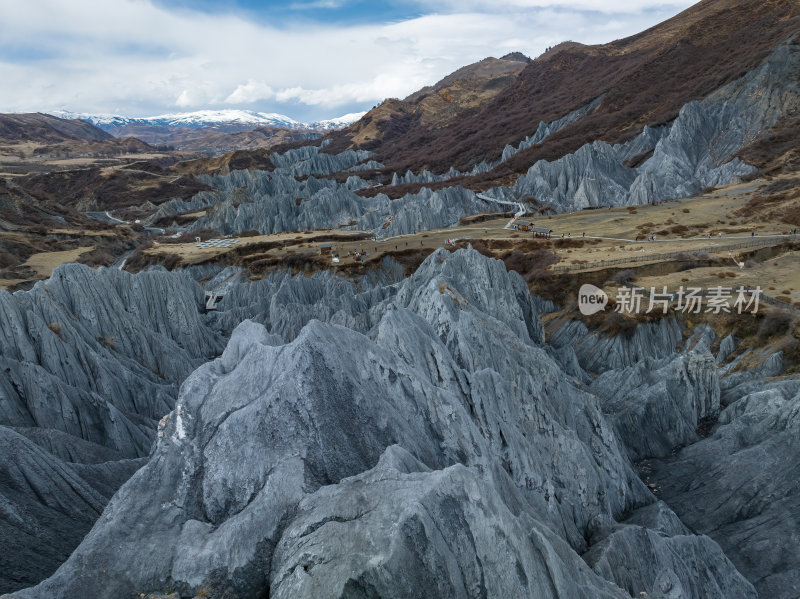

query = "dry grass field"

[{"left": 0, "top": 246, "right": 95, "bottom": 290}]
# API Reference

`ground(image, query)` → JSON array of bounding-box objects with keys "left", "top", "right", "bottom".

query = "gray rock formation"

[
  {"left": 6, "top": 250, "right": 754, "bottom": 599},
  {"left": 548, "top": 317, "right": 684, "bottom": 373},
  {"left": 0, "top": 263, "right": 223, "bottom": 592},
  {"left": 584, "top": 501, "right": 755, "bottom": 599},
  {"left": 0, "top": 425, "right": 144, "bottom": 594},
  {"left": 390, "top": 97, "right": 604, "bottom": 184},
  {"left": 589, "top": 348, "right": 720, "bottom": 460},
  {"left": 496, "top": 125, "right": 668, "bottom": 208},
  {"left": 0, "top": 264, "right": 223, "bottom": 458},
  {"left": 557, "top": 312, "right": 800, "bottom": 598},
  {"left": 191, "top": 173, "right": 502, "bottom": 238},
  {"left": 498, "top": 40, "right": 799, "bottom": 211},
  {"left": 269, "top": 145, "right": 374, "bottom": 177},
  {"left": 159, "top": 42, "right": 797, "bottom": 242},
  {"left": 647, "top": 377, "right": 800, "bottom": 598}
]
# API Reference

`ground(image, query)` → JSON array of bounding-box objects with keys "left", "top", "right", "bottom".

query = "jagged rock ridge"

[
  {"left": 6, "top": 249, "right": 758, "bottom": 599},
  {"left": 0, "top": 264, "right": 225, "bottom": 592}
]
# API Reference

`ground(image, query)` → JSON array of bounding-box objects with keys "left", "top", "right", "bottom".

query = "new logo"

[{"left": 578, "top": 284, "right": 608, "bottom": 315}]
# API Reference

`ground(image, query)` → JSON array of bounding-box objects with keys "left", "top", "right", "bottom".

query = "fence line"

[{"left": 550, "top": 237, "right": 794, "bottom": 273}]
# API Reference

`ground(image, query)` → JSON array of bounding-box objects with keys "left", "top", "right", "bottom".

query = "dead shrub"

[
  {"left": 99, "top": 335, "right": 116, "bottom": 349},
  {"left": 610, "top": 269, "right": 636, "bottom": 285},
  {"left": 0, "top": 250, "right": 18, "bottom": 268},
  {"left": 757, "top": 309, "right": 794, "bottom": 339},
  {"left": 79, "top": 249, "right": 115, "bottom": 268},
  {"left": 553, "top": 238, "right": 584, "bottom": 249},
  {"left": 501, "top": 249, "right": 558, "bottom": 281},
  {"left": 600, "top": 312, "right": 639, "bottom": 339},
  {"left": 783, "top": 205, "right": 800, "bottom": 226}
]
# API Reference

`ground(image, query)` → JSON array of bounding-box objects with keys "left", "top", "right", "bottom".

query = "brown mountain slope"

[
  {"left": 340, "top": 53, "right": 530, "bottom": 148},
  {"left": 15, "top": 167, "right": 210, "bottom": 214},
  {"left": 405, "top": 53, "right": 531, "bottom": 129},
  {"left": 0, "top": 113, "right": 112, "bottom": 143},
  {"left": 325, "top": 0, "right": 800, "bottom": 177},
  {"left": 0, "top": 113, "right": 155, "bottom": 172},
  {"left": 110, "top": 123, "right": 320, "bottom": 153}
]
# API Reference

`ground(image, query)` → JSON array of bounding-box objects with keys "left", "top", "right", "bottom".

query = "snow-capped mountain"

[
  {"left": 49, "top": 111, "right": 132, "bottom": 129},
  {"left": 49, "top": 109, "right": 364, "bottom": 132},
  {"left": 308, "top": 111, "right": 367, "bottom": 131}
]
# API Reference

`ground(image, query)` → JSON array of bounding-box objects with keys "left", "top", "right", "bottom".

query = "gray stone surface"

[
  {"left": 0, "top": 263, "right": 223, "bottom": 458},
  {"left": 6, "top": 249, "right": 754, "bottom": 599},
  {"left": 0, "top": 263, "right": 224, "bottom": 592},
  {"left": 541, "top": 314, "right": 800, "bottom": 598},
  {"left": 584, "top": 501, "right": 755, "bottom": 599},
  {"left": 548, "top": 317, "right": 684, "bottom": 373},
  {"left": 589, "top": 348, "right": 720, "bottom": 461},
  {"left": 647, "top": 377, "right": 800, "bottom": 598},
  {"left": 192, "top": 173, "right": 502, "bottom": 238},
  {"left": 0, "top": 425, "right": 144, "bottom": 594}
]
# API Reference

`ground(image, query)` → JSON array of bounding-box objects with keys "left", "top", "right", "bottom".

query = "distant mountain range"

[{"left": 49, "top": 109, "right": 367, "bottom": 132}]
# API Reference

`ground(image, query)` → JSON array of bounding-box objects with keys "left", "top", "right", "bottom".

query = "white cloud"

[
  {"left": 175, "top": 90, "right": 194, "bottom": 107},
  {"left": 225, "top": 80, "right": 276, "bottom": 104},
  {"left": 414, "top": 0, "right": 692, "bottom": 14},
  {"left": 0, "top": 0, "right": 695, "bottom": 120}
]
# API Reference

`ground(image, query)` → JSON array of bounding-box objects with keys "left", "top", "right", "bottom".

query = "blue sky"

[
  {"left": 154, "top": 0, "right": 428, "bottom": 25},
  {"left": 0, "top": 0, "right": 695, "bottom": 122}
]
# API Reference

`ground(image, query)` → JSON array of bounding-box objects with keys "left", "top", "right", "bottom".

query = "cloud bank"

[{"left": 0, "top": 0, "right": 694, "bottom": 120}]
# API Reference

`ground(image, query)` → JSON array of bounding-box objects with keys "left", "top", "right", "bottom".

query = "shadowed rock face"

[
  {"left": 5, "top": 250, "right": 756, "bottom": 599},
  {"left": 647, "top": 378, "right": 800, "bottom": 598},
  {"left": 589, "top": 349, "right": 720, "bottom": 461},
  {"left": 550, "top": 313, "right": 800, "bottom": 598},
  {"left": 548, "top": 317, "right": 685, "bottom": 374},
  {"left": 0, "top": 263, "right": 224, "bottom": 459},
  {"left": 0, "top": 263, "right": 224, "bottom": 592},
  {"left": 0, "top": 426, "right": 145, "bottom": 594},
  {"left": 189, "top": 168, "right": 500, "bottom": 239}
]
